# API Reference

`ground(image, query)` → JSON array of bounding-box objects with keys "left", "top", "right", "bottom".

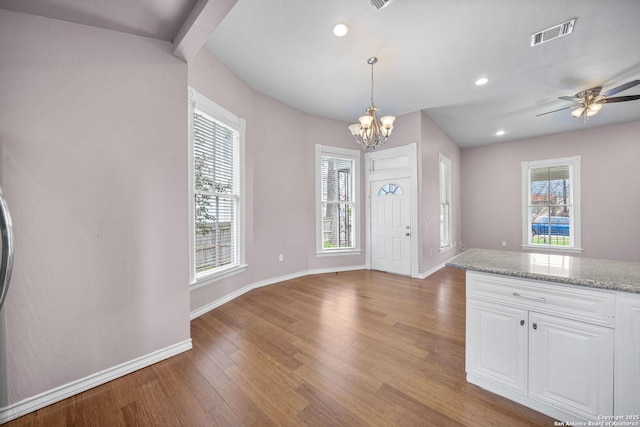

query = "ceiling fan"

[{"left": 537, "top": 79, "right": 640, "bottom": 120}]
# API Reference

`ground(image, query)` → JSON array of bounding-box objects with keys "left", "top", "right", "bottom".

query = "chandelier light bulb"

[
  {"left": 359, "top": 115, "right": 374, "bottom": 128},
  {"left": 380, "top": 116, "right": 395, "bottom": 127}
]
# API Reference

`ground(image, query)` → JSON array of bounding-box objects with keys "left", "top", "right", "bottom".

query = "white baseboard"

[
  {"left": 0, "top": 339, "right": 192, "bottom": 424},
  {"left": 190, "top": 264, "right": 367, "bottom": 320},
  {"left": 416, "top": 261, "right": 447, "bottom": 279},
  {"left": 190, "top": 259, "right": 459, "bottom": 321},
  {"left": 416, "top": 252, "right": 463, "bottom": 279}
]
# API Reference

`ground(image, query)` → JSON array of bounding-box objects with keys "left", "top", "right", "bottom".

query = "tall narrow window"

[
  {"left": 439, "top": 153, "right": 452, "bottom": 250},
  {"left": 522, "top": 156, "right": 581, "bottom": 252},
  {"left": 316, "top": 145, "right": 361, "bottom": 255},
  {"left": 189, "top": 88, "right": 246, "bottom": 284}
]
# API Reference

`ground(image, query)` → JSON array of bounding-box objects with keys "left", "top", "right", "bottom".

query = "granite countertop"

[{"left": 446, "top": 248, "right": 640, "bottom": 294}]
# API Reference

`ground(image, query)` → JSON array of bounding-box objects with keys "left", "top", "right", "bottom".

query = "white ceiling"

[
  {"left": 3, "top": 0, "right": 639, "bottom": 148},
  {"left": 0, "top": 0, "right": 199, "bottom": 41},
  {"left": 205, "top": 0, "right": 640, "bottom": 148}
]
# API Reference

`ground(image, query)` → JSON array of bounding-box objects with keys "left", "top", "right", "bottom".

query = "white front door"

[{"left": 370, "top": 178, "right": 411, "bottom": 275}]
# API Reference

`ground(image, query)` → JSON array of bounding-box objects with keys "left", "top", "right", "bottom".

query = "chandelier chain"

[{"left": 370, "top": 61, "right": 375, "bottom": 106}]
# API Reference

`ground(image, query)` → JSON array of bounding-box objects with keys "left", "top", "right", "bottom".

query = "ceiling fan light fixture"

[
  {"left": 539, "top": 80, "right": 640, "bottom": 120},
  {"left": 572, "top": 102, "right": 603, "bottom": 120},
  {"left": 587, "top": 103, "right": 602, "bottom": 115}
]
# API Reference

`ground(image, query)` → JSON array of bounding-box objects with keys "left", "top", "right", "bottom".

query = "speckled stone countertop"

[{"left": 446, "top": 248, "right": 640, "bottom": 294}]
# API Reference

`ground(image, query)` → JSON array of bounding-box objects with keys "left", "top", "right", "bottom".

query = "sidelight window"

[{"left": 439, "top": 153, "right": 452, "bottom": 250}]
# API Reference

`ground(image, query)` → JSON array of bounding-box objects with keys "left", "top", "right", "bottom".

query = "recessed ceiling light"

[
  {"left": 475, "top": 77, "right": 489, "bottom": 86},
  {"left": 332, "top": 23, "right": 349, "bottom": 37},
  {"left": 496, "top": 130, "right": 505, "bottom": 136}
]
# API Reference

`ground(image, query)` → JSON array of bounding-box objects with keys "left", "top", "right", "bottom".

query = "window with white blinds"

[
  {"left": 521, "top": 156, "right": 581, "bottom": 252},
  {"left": 315, "top": 145, "right": 361, "bottom": 255},
  {"left": 439, "top": 153, "right": 452, "bottom": 250},
  {"left": 189, "top": 88, "right": 245, "bottom": 284}
]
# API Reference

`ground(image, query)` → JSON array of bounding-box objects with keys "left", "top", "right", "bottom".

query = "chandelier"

[{"left": 349, "top": 57, "right": 395, "bottom": 149}]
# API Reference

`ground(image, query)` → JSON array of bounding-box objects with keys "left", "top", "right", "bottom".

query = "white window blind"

[
  {"left": 439, "top": 153, "right": 452, "bottom": 249},
  {"left": 189, "top": 88, "right": 245, "bottom": 283},
  {"left": 315, "top": 145, "right": 361, "bottom": 255},
  {"left": 321, "top": 156, "right": 355, "bottom": 250}
]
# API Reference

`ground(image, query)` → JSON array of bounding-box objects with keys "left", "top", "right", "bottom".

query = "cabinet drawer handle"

[
  {"left": 512, "top": 292, "right": 547, "bottom": 302},
  {"left": 520, "top": 319, "right": 525, "bottom": 326}
]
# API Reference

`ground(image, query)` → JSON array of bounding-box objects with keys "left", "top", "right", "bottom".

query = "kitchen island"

[
  {"left": 446, "top": 249, "right": 640, "bottom": 423},
  {"left": 446, "top": 248, "right": 640, "bottom": 293}
]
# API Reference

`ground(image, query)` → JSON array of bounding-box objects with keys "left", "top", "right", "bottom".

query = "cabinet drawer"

[{"left": 467, "top": 272, "right": 615, "bottom": 327}]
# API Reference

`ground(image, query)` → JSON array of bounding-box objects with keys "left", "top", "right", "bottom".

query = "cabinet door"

[
  {"left": 615, "top": 293, "right": 640, "bottom": 415},
  {"left": 466, "top": 299, "right": 528, "bottom": 394},
  {"left": 529, "top": 312, "right": 613, "bottom": 420}
]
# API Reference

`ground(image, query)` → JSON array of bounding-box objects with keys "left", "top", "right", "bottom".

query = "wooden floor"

[{"left": 6, "top": 267, "right": 557, "bottom": 426}]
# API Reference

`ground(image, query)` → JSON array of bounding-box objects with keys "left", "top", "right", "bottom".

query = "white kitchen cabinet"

[
  {"left": 529, "top": 312, "right": 613, "bottom": 418},
  {"left": 615, "top": 292, "right": 640, "bottom": 415},
  {"left": 466, "top": 271, "right": 616, "bottom": 422},
  {"left": 466, "top": 299, "right": 528, "bottom": 395}
]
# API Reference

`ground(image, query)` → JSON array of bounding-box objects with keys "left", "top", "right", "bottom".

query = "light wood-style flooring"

[{"left": 5, "top": 267, "right": 556, "bottom": 426}]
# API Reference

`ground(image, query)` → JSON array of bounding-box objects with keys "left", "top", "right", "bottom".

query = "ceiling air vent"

[
  {"left": 368, "top": 0, "right": 395, "bottom": 11},
  {"left": 531, "top": 18, "right": 576, "bottom": 47}
]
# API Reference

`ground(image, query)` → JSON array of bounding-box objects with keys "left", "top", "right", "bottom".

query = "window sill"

[
  {"left": 521, "top": 244, "right": 584, "bottom": 254},
  {"left": 316, "top": 249, "right": 362, "bottom": 257},
  {"left": 190, "top": 263, "right": 249, "bottom": 290},
  {"left": 439, "top": 245, "right": 454, "bottom": 254}
]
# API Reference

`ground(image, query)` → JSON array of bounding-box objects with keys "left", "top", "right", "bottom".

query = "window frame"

[
  {"left": 439, "top": 152, "right": 453, "bottom": 252},
  {"left": 521, "top": 155, "right": 582, "bottom": 253},
  {"left": 315, "top": 144, "right": 361, "bottom": 256},
  {"left": 188, "top": 87, "right": 247, "bottom": 287}
]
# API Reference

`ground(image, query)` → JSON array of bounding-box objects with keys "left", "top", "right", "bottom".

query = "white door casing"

[{"left": 365, "top": 143, "right": 419, "bottom": 277}]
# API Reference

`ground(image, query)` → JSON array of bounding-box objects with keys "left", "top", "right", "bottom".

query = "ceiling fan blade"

[
  {"left": 601, "top": 95, "right": 640, "bottom": 103},
  {"left": 536, "top": 106, "right": 574, "bottom": 117},
  {"left": 558, "top": 96, "right": 581, "bottom": 102},
  {"left": 602, "top": 80, "right": 640, "bottom": 97}
]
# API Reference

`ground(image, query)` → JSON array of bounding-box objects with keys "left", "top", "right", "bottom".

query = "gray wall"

[
  {"left": 461, "top": 120, "right": 640, "bottom": 262},
  {"left": 187, "top": 49, "right": 368, "bottom": 312},
  {"left": 0, "top": 10, "right": 190, "bottom": 405},
  {"left": 188, "top": 49, "right": 464, "bottom": 314}
]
